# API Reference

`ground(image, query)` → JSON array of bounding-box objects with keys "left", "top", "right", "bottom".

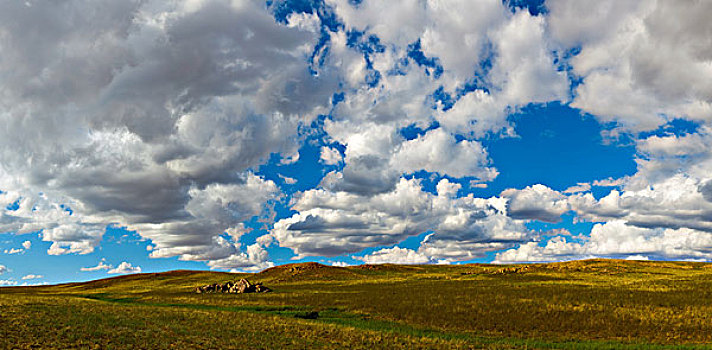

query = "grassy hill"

[{"left": 2, "top": 259, "right": 712, "bottom": 349}]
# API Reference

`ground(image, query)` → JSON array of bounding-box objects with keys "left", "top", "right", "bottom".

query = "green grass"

[{"left": 2, "top": 259, "right": 712, "bottom": 349}]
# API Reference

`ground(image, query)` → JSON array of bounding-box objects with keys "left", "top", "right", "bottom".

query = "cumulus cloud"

[
  {"left": 0, "top": 0, "right": 576, "bottom": 268},
  {"left": 355, "top": 247, "right": 429, "bottom": 265},
  {"left": 0, "top": 0, "right": 333, "bottom": 269},
  {"left": 108, "top": 262, "right": 142, "bottom": 274},
  {"left": 0, "top": 280, "right": 17, "bottom": 286},
  {"left": 570, "top": 174, "right": 712, "bottom": 233},
  {"left": 0, "top": 265, "right": 7, "bottom": 274},
  {"left": 494, "top": 238, "right": 584, "bottom": 264},
  {"left": 322, "top": 124, "right": 498, "bottom": 196},
  {"left": 494, "top": 131, "right": 712, "bottom": 263},
  {"left": 273, "top": 178, "right": 529, "bottom": 260},
  {"left": 495, "top": 221, "right": 712, "bottom": 263},
  {"left": 205, "top": 242, "right": 275, "bottom": 272},
  {"left": 319, "top": 0, "right": 568, "bottom": 197},
  {"left": 495, "top": 126, "right": 712, "bottom": 264},
  {"left": 2, "top": 0, "right": 711, "bottom": 270},
  {"left": 548, "top": 0, "right": 712, "bottom": 131},
  {"left": 392, "top": 128, "right": 498, "bottom": 180},
  {"left": 502, "top": 185, "right": 569, "bottom": 223},
  {"left": 21, "top": 241, "right": 31, "bottom": 250}
]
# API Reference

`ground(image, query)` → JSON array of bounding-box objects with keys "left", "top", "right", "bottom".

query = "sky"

[{"left": 1, "top": 0, "right": 712, "bottom": 285}]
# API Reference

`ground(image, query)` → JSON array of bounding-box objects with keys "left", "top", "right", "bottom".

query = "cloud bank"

[{"left": 0, "top": 0, "right": 711, "bottom": 271}]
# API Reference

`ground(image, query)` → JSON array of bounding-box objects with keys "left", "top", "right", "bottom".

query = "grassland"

[{"left": 2, "top": 259, "right": 712, "bottom": 349}]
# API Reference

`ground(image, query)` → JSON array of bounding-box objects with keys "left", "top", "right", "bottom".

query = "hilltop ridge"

[{"left": 3, "top": 258, "right": 709, "bottom": 292}]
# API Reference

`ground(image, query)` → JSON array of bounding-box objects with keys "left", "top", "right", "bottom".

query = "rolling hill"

[{"left": 2, "top": 259, "right": 712, "bottom": 349}]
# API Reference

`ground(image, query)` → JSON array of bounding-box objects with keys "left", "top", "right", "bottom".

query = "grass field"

[{"left": 2, "top": 259, "right": 712, "bottom": 349}]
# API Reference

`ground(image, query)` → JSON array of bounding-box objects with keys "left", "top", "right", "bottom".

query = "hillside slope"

[{"left": 2, "top": 259, "right": 712, "bottom": 349}]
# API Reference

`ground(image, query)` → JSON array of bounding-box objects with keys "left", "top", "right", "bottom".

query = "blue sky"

[{"left": 2, "top": 0, "right": 712, "bottom": 284}]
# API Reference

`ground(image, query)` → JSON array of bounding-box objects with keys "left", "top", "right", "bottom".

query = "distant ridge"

[{"left": 2, "top": 258, "right": 710, "bottom": 289}]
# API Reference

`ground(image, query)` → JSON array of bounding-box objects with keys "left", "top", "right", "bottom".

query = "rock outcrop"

[
  {"left": 492, "top": 265, "right": 532, "bottom": 275},
  {"left": 195, "top": 279, "right": 271, "bottom": 294}
]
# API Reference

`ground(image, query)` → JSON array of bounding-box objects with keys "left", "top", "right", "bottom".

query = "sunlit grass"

[{"left": 2, "top": 259, "right": 711, "bottom": 349}]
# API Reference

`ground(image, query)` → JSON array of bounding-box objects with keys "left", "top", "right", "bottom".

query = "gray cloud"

[
  {"left": 272, "top": 178, "right": 529, "bottom": 260},
  {"left": 0, "top": 0, "right": 331, "bottom": 268},
  {"left": 2, "top": 0, "right": 711, "bottom": 270}
]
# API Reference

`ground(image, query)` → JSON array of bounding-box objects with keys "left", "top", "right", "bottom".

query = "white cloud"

[
  {"left": 138, "top": 174, "right": 280, "bottom": 268},
  {"left": 485, "top": 9, "right": 569, "bottom": 105},
  {"left": 392, "top": 128, "right": 498, "bottom": 180},
  {"left": 493, "top": 124, "right": 712, "bottom": 264},
  {"left": 80, "top": 260, "right": 112, "bottom": 272},
  {"left": 1, "top": 238, "right": 32, "bottom": 255},
  {"left": 1, "top": 0, "right": 711, "bottom": 270},
  {"left": 321, "top": 0, "right": 568, "bottom": 198},
  {"left": 108, "top": 262, "right": 142, "bottom": 274},
  {"left": 502, "top": 185, "right": 569, "bottom": 223},
  {"left": 420, "top": 0, "right": 507, "bottom": 86},
  {"left": 544, "top": 228, "right": 572, "bottom": 237},
  {"left": 355, "top": 247, "right": 429, "bottom": 265},
  {"left": 437, "top": 90, "right": 512, "bottom": 139},
  {"left": 273, "top": 178, "right": 529, "bottom": 260},
  {"left": 21, "top": 274, "right": 43, "bottom": 280},
  {"left": 563, "top": 183, "right": 591, "bottom": 194},
  {"left": 495, "top": 221, "right": 712, "bottom": 263},
  {"left": 470, "top": 181, "right": 488, "bottom": 189},
  {"left": 320, "top": 146, "right": 343, "bottom": 165},
  {"left": 322, "top": 124, "right": 499, "bottom": 197},
  {"left": 570, "top": 174, "right": 712, "bottom": 233},
  {"left": 626, "top": 255, "right": 650, "bottom": 261},
  {"left": 21, "top": 282, "right": 49, "bottom": 286},
  {"left": 495, "top": 130, "right": 712, "bottom": 263},
  {"left": 0, "top": 0, "right": 330, "bottom": 270},
  {"left": 44, "top": 224, "right": 104, "bottom": 255},
  {"left": 637, "top": 133, "right": 709, "bottom": 158},
  {"left": 326, "top": 0, "right": 427, "bottom": 48},
  {"left": 592, "top": 178, "right": 627, "bottom": 187},
  {"left": 554, "top": 128, "right": 712, "bottom": 247},
  {"left": 0, "top": 265, "right": 7, "bottom": 274},
  {"left": 279, "top": 174, "right": 298, "bottom": 185},
  {"left": 321, "top": 123, "right": 402, "bottom": 195},
  {"left": 0, "top": 280, "right": 17, "bottom": 286},
  {"left": 207, "top": 243, "right": 274, "bottom": 272},
  {"left": 494, "top": 238, "right": 582, "bottom": 264},
  {"left": 548, "top": 0, "right": 712, "bottom": 131}
]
